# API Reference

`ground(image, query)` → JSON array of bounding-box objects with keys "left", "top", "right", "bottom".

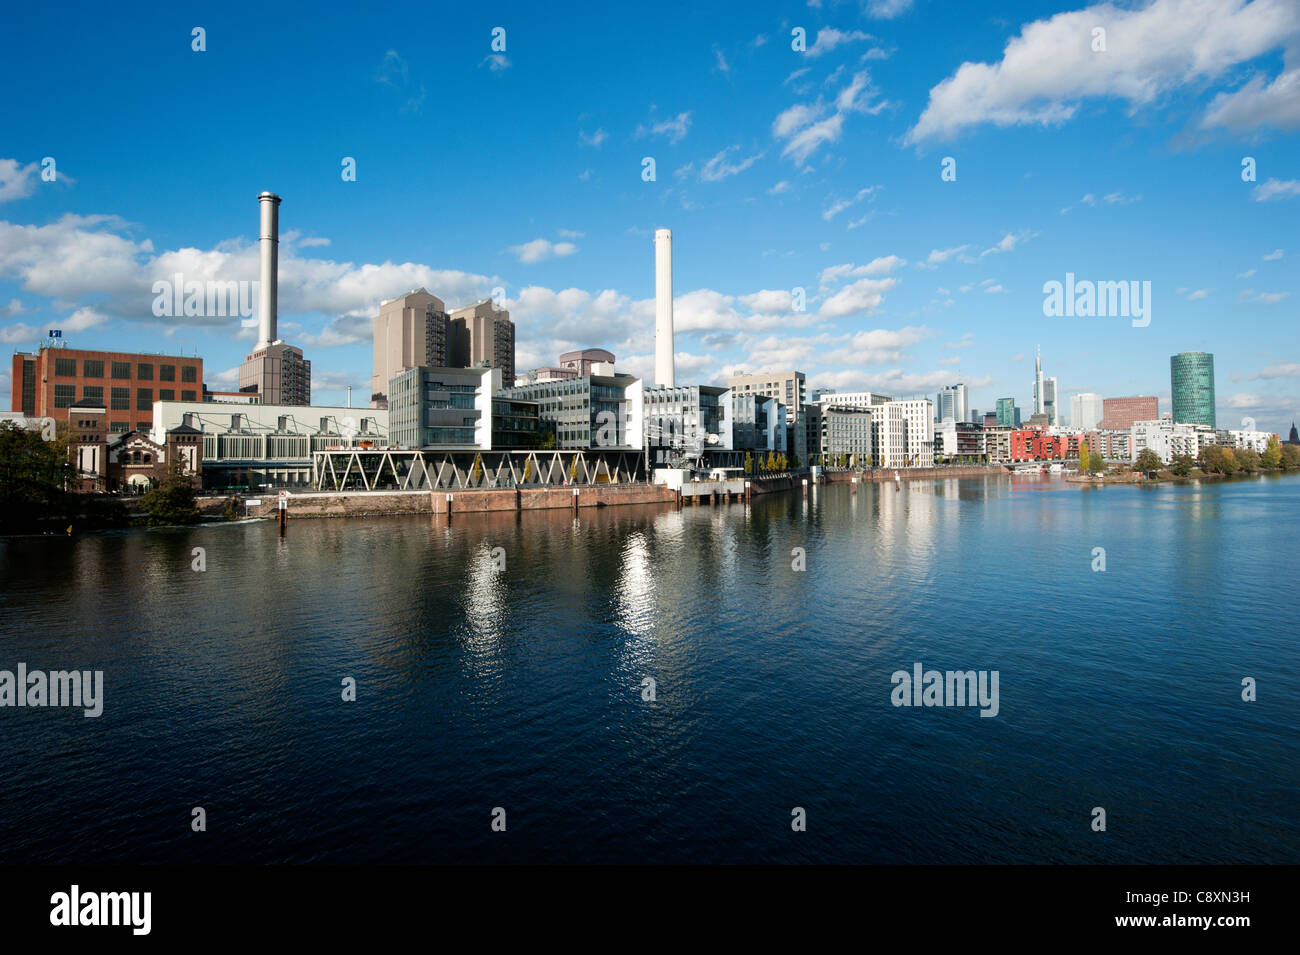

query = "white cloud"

[
  {"left": 819, "top": 277, "right": 900, "bottom": 317},
  {"left": 1263, "top": 248, "right": 1284, "bottom": 260},
  {"left": 773, "top": 71, "right": 886, "bottom": 165},
  {"left": 905, "top": 0, "right": 1300, "bottom": 144},
  {"left": 768, "top": 180, "right": 792, "bottom": 195},
  {"left": 919, "top": 244, "right": 973, "bottom": 268},
  {"left": 819, "top": 256, "right": 906, "bottom": 289},
  {"left": 0, "top": 159, "right": 42, "bottom": 202},
  {"left": 1234, "top": 362, "right": 1300, "bottom": 381},
  {"left": 481, "top": 54, "right": 511, "bottom": 71},
  {"left": 635, "top": 111, "right": 692, "bottom": 145},
  {"left": 509, "top": 239, "right": 578, "bottom": 264},
  {"left": 579, "top": 128, "right": 608, "bottom": 148},
  {"left": 980, "top": 230, "right": 1032, "bottom": 256},
  {"left": 1236, "top": 268, "right": 1256, "bottom": 278},
  {"left": 866, "top": 0, "right": 915, "bottom": 17},
  {"left": 1253, "top": 178, "right": 1300, "bottom": 201},
  {"left": 699, "top": 146, "right": 764, "bottom": 182},
  {"left": 807, "top": 29, "right": 876, "bottom": 58},
  {"left": 1202, "top": 66, "right": 1300, "bottom": 133}
]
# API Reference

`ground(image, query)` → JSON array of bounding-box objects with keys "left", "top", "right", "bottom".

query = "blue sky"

[{"left": 2, "top": 0, "right": 1297, "bottom": 430}]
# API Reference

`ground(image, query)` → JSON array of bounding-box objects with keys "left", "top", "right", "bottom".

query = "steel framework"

[{"left": 311, "top": 448, "right": 649, "bottom": 491}]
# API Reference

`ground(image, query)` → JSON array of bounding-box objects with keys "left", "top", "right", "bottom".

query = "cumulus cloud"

[
  {"left": 509, "top": 238, "right": 578, "bottom": 263},
  {"left": 819, "top": 277, "right": 900, "bottom": 317},
  {"left": 773, "top": 71, "right": 887, "bottom": 165},
  {"left": 1202, "top": 67, "right": 1300, "bottom": 133},
  {"left": 806, "top": 28, "right": 876, "bottom": 58},
  {"left": 905, "top": 0, "right": 1300, "bottom": 144}
]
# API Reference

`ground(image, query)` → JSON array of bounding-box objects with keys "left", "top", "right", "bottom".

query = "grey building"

[
  {"left": 388, "top": 366, "right": 500, "bottom": 449},
  {"left": 504, "top": 374, "right": 644, "bottom": 450}
]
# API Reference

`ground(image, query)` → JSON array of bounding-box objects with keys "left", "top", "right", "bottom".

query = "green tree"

[
  {"left": 0, "top": 421, "right": 74, "bottom": 529},
  {"left": 1235, "top": 447, "right": 1261, "bottom": 472},
  {"left": 537, "top": 429, "right": 557, "bottom": 450},
  {"left": 1134, "top": 448, "right": 1161, "bottom": 475},
  {"left": 1078, "top": 439, "right": 1090, "bottom": 471},
  {"left": 1088, "top": 450, "right": 1106, "bottom": 473},
  {"left": 140, "top": 459, "right": 200, "bottom": 526},
  {"left": 1170, "top": 454, "right": 1194, "bottom": 477},
  {"left": 1280, "top": 444, "right": 1300, "bottom": 469},
  {"left": 1261, "top": 435, "right": 1282, "bottom": 469}
]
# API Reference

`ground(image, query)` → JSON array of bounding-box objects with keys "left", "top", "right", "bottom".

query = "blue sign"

[{"left": 48, "top": 329, "right": 62, "bottom": 338}]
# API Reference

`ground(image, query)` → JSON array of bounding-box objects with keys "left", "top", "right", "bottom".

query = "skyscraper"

[
  {"left": 1044, "top": 376, "right": 1058, "bottom": 426},
  {"left": 371, "top": 288, "right": 450, "bottom": 406},
  {"left": 1170, "top": 351, "right": 1216, "bottom": 428},
  {"left": 1033, "top": 346, "right": 1045, "bottom": 417},
  {"left": 935, "top": 383, "right": 968, "bottom": 423},
  {"left": 995, "top": 397, "right": 1017, "bottom": 428},
  {"left": 450, "top": 300, "right": 516, "bottom": 387},
  {"left": 1070, "top": 392, "right": 1104, "bottom": 431}
]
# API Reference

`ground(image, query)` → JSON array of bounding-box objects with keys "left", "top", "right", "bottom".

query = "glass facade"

[{"left": 1170, "top": 352, "right": 1216, "bottom": 428}]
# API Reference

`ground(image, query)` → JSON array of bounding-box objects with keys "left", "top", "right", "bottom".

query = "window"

[
  {"left": 110, "top": 422, "right": 128, "bottom": 433},
  {"left": 137, "top": 388, "right": 153, "bottom": 410},
  {"left": 159, "top": 389, "right": 174, "bottom": 401},
  {"left": 181, "top": 390, "right": 196, "bottom": 402},
  {"left": 181, "top": 365, "right": 197, "bottom": 383},
  {"left": 111, "top": 362, "right": 131, "bottom": 379},
  {"left": 111, "top": 387, "right": 130, "bottom": 410},
  {"left": 54, "top": 357, "right": 77, "bottom": 377},
  {"left": 159, "top": 364, "right": 175, "bottom": 381},
  {"left": 83, "top": 360, "right": 104, "bottom": 378},
  {"left": 82, "top": 386, "right": 104, "bottom": 402},
  {"left": 54, "top": 384, "right": 76, "bottom": 407},
  {"left": 136, "top": 364, "right": 153, "bottom": 381}
]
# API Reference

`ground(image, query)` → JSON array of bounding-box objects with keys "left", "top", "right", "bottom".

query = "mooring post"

[
  {"left": 446, "top": 492, "right": 453, "bottom": 519},
  {"left": 573, "top": 487, "right": 579, "bottom": 513}
]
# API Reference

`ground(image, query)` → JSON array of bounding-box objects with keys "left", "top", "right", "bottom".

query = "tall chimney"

[
  {"left": 654, "top": 228, "right": 674, "bottom": 388},
  {"left": 258, "top": 192, "right": 281, "bottom": 347}
]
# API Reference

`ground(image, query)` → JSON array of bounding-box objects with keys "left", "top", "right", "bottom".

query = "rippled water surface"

[{"left": 1, "top": 474, "right": 1296, "bottom": 863}]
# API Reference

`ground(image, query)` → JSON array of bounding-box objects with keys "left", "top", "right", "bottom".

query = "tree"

[
  {"left": 1261, "top": 435, "right": 1282, "bottom": 469},
  {"left": 1280, "top": 444, "right": 1300, "bottom": 469},
  {"left": 537, "top": 430, "right": 557, "bottom": 450},
  {"left": 0, "top": 421, "right": 74, "bottom": 529},
  {"left": 789, "top": 451, "right": 800, "bottom": 469},
  {"left": 1235, "top": 447, "right": 1261, "bottom": 472},
  {"left": 1134, "top": 448, "right": 1161, "bottom": 475},
  {"left": 472, "top": 454, "right": 485, "bottom": 483},
  {"left": 1078, "top": 439, "right": 1090, "bottom": 471},
  {"left": 522, "top": 457, "right": 533, "bottom": 483},
  {"left": 744, "top": 451, "right": 753, "bottom": 474},
  {"left": 140, "top": 459, "right": 200, "bottom": 526},
  {"left": 1088, "top": 450, "right": 1106, "bottom": 473},
  {"left": 1170, "top": 454, "right": 1194, "bottom": 477},
  {"left": 568, "top": 457, "right": 579, "bottom": 482},
  {"left": 765, "top": 450, "right": 776, "bottom": 472}
]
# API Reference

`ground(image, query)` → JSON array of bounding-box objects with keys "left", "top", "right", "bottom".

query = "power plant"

[{"left": 654, "top": 228, "right": 675, "bottom": 388}]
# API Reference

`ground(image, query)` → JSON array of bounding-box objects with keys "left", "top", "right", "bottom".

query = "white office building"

[{"left": 1070, "top": 392, "right": 1104, "bottom": 431}]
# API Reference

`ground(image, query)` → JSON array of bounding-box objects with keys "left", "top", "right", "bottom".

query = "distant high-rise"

[
  {"left": 1033, "top": 346, "right": 1045, "bottom": 417},
  {"left": 935, "top": 383, "right": 968, "bottom": 423},
  {"left": 371, "top": 289, "right": 450, "bottom": 407},
  {"left": 1100, "top": 395, "right": 1159, "bottom": 430},
  {"left": 1070, "top": 392, "right": 1104, "bottom": 430},
  {"left": 1287, "top": 422, "right": 1299, "bottom": 446},
  {"left": 1043, "top": 376, "right": 1058, "bottom": 426},
  {"left": 450, "top": 300, "right": 516, "bottom": 388},
  {"left": 1170, "top": 351, "right": 1216, "bottom": 428},
  {"left": 995, "top": 397, "right": 1018, "bottom": 428}
]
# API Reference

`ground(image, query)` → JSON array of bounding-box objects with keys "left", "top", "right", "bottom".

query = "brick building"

[
  {"left": 67, "top": 403, "right": 203, "bottom": 493},
  {"left": 11, "top": 345, "right": 203, "bottom": 437},
  {"left": 1100, "top": 396, "right": 1158, "bottom": 431}
]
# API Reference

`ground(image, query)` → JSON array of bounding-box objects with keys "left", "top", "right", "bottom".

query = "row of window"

[
  {"left": 51, "top": 357, "right": 197, "bottom": 382},
  {"left": 53, "top": 385, "right": 197, "bottom": 409}
]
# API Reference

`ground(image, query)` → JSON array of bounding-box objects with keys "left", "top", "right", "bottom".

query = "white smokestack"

[
  {"left": 258, "top": 192, "right": 281, "bottom": 347},
  {"left": 654, "top": 228, "right": 674, "bottom": 388}
]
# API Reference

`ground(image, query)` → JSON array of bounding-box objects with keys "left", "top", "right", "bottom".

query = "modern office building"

[
  {"left": 450, "top": 300, "right": 516, "bottom": 387},
  {"left": 982, "top": 412, "right": 998, "bottom": 428},
  {"left": 643, "top": 384, "right": 731, "bottom": 466},
  {"left": 816, "top": 406, "right": 875, "bottom": 466},
  {"left": 505, "top": 373, "right": 644, "bottom": 450},
  {"left": 726, "top": 370, "right": 808, "bottom": 460},
  {"left": 1132, "top": 415, "right": 1217, "bottom": 463},
  {"left": 1100, "top": 396, "right": 1159, "bottom": 431},
  {"left": 388, "top": 366, "right": 502, "bottom": 450},
  {"left": 730, "top": 393, "right": 786, "bottom": 454},
  {"left": 371, "top": 289, "right": 451, "bottom": 406},
  {"left": 814, "top": 390, "right": 889, "bottom": 409},
  {"left": 1070, "top": 392, "right": 1104, "bottom": 431},
  {"left": 935, "top": 420, "right": 985, "bottom": 461},
  {"left": 11, "top": 345, "right": 204, "bottom": 435},
  {"left": 1033, "top": 347, "right": 1045, "bottom": 417},
  {"left": 889, "top": 399, "right": 935, "bottom": 467},
  {"left": 1170, "top": 351, "right": 1216, "bottom": 428},
  {"left": 1043, "top": 377, "right": 1058, "bottom": 426},
  {"left": 935, "top": 383, "right": 969, "bottom": 423},
  {"left": 995, "top": 397, "right": 1020, "bottom": 428}
]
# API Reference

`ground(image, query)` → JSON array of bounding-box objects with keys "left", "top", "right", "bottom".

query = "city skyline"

[{"left": 1, "top": 0, "right": 1297, "bottom": 431}]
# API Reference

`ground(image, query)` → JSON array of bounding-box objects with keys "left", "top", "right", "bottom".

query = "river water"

[{"left": 1, "top": 474, "right": 1296, "bottom": 863}]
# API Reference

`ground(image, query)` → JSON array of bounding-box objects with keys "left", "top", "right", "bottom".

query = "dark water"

[{"left": 1, "top": 474, "right": 1296, "bottom": 864}]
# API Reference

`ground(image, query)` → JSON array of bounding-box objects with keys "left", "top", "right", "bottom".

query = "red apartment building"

[{"left": 11, "top": 346, "right": 203, "bottom": 436}]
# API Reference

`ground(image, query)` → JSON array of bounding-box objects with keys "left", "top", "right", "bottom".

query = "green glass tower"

[{"left": 1170, "top": 352, "right": 1215, "bottom": 427}]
